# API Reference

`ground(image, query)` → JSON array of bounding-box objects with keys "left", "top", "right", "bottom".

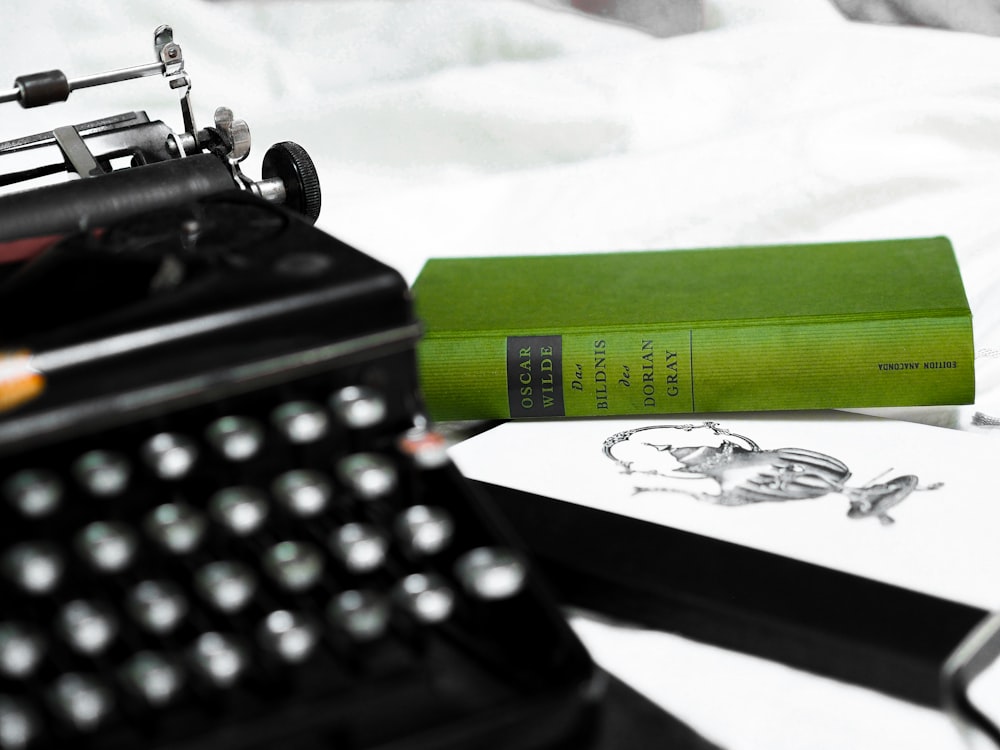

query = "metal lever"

[{"left": 0, "top": 24, "right": 190, "bottom": 118}]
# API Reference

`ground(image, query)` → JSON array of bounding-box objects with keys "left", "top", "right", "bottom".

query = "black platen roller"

[{"left": 0, "top": 154, "right": 236, "bottom": 242}]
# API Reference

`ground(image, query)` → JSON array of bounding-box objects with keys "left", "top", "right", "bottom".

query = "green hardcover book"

[{"left": 412, "top": 238, "right": 975, "bottom": 421}]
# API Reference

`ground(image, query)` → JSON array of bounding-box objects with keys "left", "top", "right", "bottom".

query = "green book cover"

[{"left": 411, "top": 238, "right": 975, "bottom": 421}]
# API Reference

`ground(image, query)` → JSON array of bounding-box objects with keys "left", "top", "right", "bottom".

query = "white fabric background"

[{"left": 3, "top": 1, "right": 1000, "bottom": 747}]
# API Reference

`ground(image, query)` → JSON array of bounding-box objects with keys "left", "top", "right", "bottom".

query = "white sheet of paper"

[{"left": 449, "top": 411, "right": 1000, "bottom": 610}]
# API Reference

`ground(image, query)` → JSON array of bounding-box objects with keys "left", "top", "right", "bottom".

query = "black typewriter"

[{"left": 0, "top": 27, "right": 605, "bottom": 750}]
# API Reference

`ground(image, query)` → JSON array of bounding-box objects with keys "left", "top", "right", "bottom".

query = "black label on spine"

[{"left": 506, "top": 336, "right": 565, "bottom": 417}]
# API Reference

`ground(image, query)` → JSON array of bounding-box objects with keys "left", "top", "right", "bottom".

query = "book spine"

[{"left": 416, "top": 315, "right": 974, "bottom": 420}]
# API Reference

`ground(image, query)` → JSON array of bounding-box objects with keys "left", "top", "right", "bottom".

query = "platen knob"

[{"left": 262, "top": 141, "right": 322, "bottom": 224}]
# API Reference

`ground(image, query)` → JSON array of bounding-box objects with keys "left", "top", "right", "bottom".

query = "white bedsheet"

[{"left": 3, "top": 1, "right": 1000, "bottom": 747}]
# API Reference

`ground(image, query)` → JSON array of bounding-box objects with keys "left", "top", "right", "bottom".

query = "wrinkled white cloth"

[{"left": 3, "top": 1, "right": 999, "bottom": 747}]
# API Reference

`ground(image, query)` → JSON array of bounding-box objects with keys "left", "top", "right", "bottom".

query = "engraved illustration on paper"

[{"left": 602, "top": 422, "right": 941, "bottom": 525}]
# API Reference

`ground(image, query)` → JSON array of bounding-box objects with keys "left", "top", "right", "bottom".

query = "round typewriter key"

[
  {"left": 144, "top": 503, "right": 207, "bottom": 554},
  {"left": 58, "top": 600, "right": 118, "bottom": 656},
  {"left": 205, "top": 416, "right": 264, "bottom": 462},
  {"left": 257, "top": 610, "right": 319, "bottom": 663},
  {"left": 454, "top": 547, "right": 527, "bottom": 601},
  {"left": 271, "top": 470, "right": 331, "bottom": 517},
  {"left": 328, "top": 522, "right": 388, "bottom": 574},
  {"left": 397, "top": 426, "right": 451, "bottom": 470},
  {"left": 395, "top": 505, "right": 454, "bottom": 557},
  {"left": 47, "top": 673, "right": 114, "bottom": 731},
  {"left": 127, "top": 580, "right": 188, "bottom": 635},
  {"left": 0, "top": 695, "right": 39, "bottom": 749},
  {"left": 72, "top": 449, "right": 130, "bottom": 497},
  {"left": 336, "top": 453, "right": 397, "bottom": 500},
  {"left": 2, "top": 541, "right": 63, "bottom": 594},
  {"left": 329, "top": 385, "right": 387, "bottom": 429},
  {"left": 119, "top": 651, "right": 184, "bottom": 707},
  {"left": 195, "top": 561, "right": 257, "bottom": 614},
  {"left": 0, "top": 623, "right": 45, "bottom": 679},
  {"left": 209, "top": 487, "right": 269, "bottom": 536},
  {"left": 188, "top": 632, "right": 247, "bottom": 688},
  {"left": 141, "top": 432, "right": 199, "bottom": 480},
  {"left": 262, "top": 542, "right": 324, "bottom": 592},
  {"left": 271, "top": 401, "right": 329, "bottom": 444},
  {"left": 327, "top": 590, "right": 390, "bottom": 641},
  {"left": 393, "top": 573, "right": 455, "bottom": 624},
  {"left": 74, "top": 521, "right": 137, "bottom": 573},
  {"left": 3, "top": 468, "right": 62, "bottom": 518}
]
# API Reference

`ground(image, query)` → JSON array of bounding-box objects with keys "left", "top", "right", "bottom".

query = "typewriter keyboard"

[{"left": 0, "top": 363, "right": 593, "bottom": 750}]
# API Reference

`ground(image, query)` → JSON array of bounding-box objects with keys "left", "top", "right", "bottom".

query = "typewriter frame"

[{"left": 0, "top": 194, "right": 601, "bottom": 750}]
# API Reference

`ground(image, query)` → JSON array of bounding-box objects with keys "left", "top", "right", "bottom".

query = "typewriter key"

[
  {"left": 0, "top": 623, "right": 45, "bottom": 680},
  {"left": 75, "top": 521, "right": 137, "bottom": 573},
  {"left": 327, "top": 590, "right": 390, "bottom": 641},
  {"left": 119, "top": 652, "right": 184, "bottom": 707},
  {"left": 127, "top": 580, "right": 189, "bottom": 635},
  {"left": 257, "top": 611, "right": 319, "bottom": 663},
  {"left": 336, "top": 453, "right": 397, "bottom": 500},
  {"left": 328, "top": 522, "right": 388, "bottom": 574},
  {"left": 398, "top": 426, "right": 450, "bottom": 470},
  {"left": 195, "top": 561, "right": 257, "bottom": 614},
  {"left": 395, "top": 505, "right": 454, "bottom": 557},
  {"left": 2, "top": 469, "right": 62, "bottom": 518},
  {"left": 141, "top": 432, "right": 199, "bottom": 480},
  {"left": 262, "top": 542, "right": 324, "bottom": 592},
  {"left": 72, "top": 450, "right": 130, "bottom": 497},
  {"left": 271, "top": 401, "right": 329, "bottom": 444},
  {"left": 329, "top": 385, "right": 387, "bottom": 429},
  {"left": 205, "top": 416, "right": 264, "bottom": 462},
  {"left": 2, "top": 541, "right": 64, "bottom": 594},
  {"left": 144, "top": 503, "right": 208, "bottom": 554},
  {"left": 47, "top": 673, "right": 114, "bottom": 731},
  {"left": 0, "top": 695, "right": 39, "bottom": 750},
  {"left": 57, "top": 600, "right": 119, "bottom": 656},
  {"left": 271, "top": 470, "right": 332, "bottom": 517},
  {"left": 209, "top": 487, "right": 270, "bottom": 536},
  {"left": 393, "top": 573, "right": 455, "bottom": 624},
  {"left": 454, "top": 548, "right": 527, "bottom": 601},
  {"left": 188, "top": 633, "right": 247, "bottom": 688}
]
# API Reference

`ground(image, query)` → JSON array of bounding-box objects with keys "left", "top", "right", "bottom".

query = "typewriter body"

[{"left": 0, "top": 28, "right": 600, "bottom": 750}]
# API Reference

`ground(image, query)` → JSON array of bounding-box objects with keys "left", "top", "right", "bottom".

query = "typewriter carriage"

[{"left": 0, "top": 25, "right": 321, "bottom": 243}]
